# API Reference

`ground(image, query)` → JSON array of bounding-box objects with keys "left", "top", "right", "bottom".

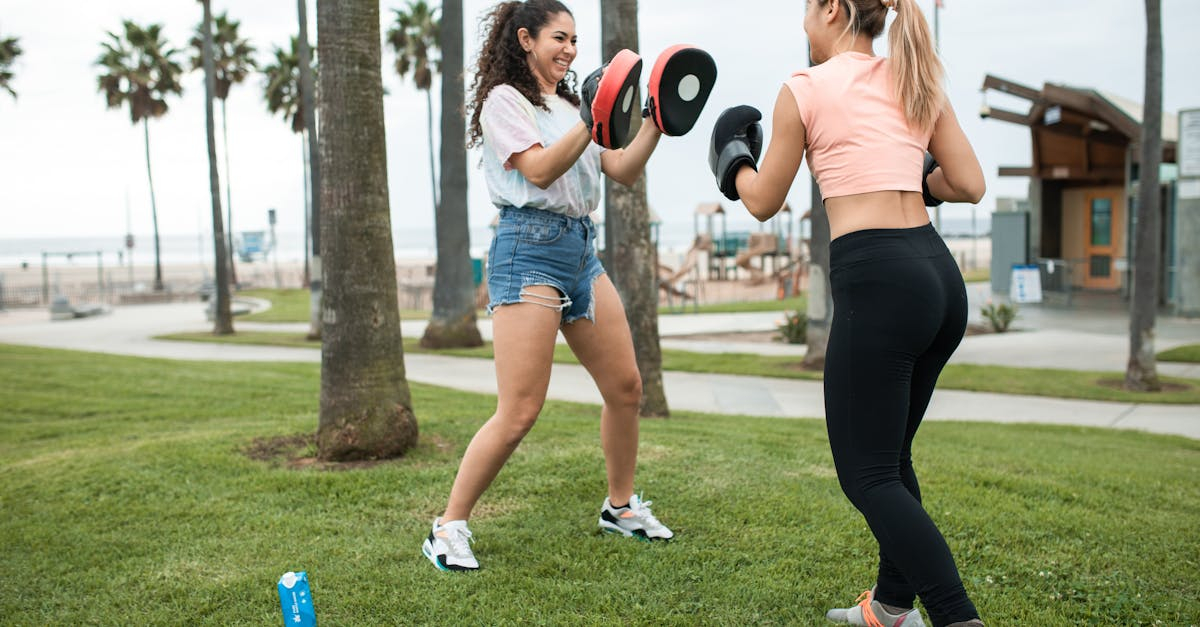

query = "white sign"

[
  {"left": 1010, "top": 264, "right": 1043, "bottom": 304},
  {"left": 1181, "top": 109, "right": 1200, "bottom": 178},
  {"left": 1179, "top": 179, "right": 1200, "bottom": 200}
]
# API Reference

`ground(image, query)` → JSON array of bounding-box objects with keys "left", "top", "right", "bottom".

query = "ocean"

[{"left": 1, "top": 215, "right": 990, "bottom": 271}]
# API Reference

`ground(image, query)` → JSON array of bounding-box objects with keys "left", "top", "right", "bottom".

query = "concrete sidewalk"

[{"left": 1, "top": 300, "right": 1197, "bottom": 440}]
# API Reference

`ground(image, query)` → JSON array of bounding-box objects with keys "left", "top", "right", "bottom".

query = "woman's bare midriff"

[{"left": 826, "top": 190, "right": 931, "bottom": 241}]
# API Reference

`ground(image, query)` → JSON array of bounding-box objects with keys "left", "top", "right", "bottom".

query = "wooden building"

[{"left": 980, "top": 74, "right": 1184, "bottom": 301}]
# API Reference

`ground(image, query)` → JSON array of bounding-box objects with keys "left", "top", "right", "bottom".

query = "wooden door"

[{"left": 1083, "top": 194, "right": 1120, "bottom": 290}]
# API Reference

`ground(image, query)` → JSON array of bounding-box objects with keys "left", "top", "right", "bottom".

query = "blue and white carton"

[{"left": 277, "top": 571, "right": 316, "bottom": 626}]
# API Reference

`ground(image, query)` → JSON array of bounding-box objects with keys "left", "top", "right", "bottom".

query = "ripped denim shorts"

[{"left": 486, "top": 205, "right": 605, "bottom": 324}]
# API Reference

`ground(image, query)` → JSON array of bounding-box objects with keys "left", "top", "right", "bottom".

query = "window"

[{"left": 1090, "top": 198, "right": 1112, "bottom": 246}]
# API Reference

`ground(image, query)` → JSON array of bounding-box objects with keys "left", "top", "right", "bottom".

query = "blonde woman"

[{"left": 708, "top": 0, "right": 986, "bottom": 624}]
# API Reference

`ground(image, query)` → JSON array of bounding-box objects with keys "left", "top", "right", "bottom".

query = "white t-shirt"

[{"left": 479, "top": 84, "right": 605, "bottom": 218}]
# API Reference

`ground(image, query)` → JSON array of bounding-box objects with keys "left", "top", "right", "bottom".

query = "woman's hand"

[{"left": 600, "top": 118, "right": 662, "bottom": 187}]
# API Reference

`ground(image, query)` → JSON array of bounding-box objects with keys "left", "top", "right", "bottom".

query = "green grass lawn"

[
  {"left": 658, "top": 295, "right": 807, "bottom": 315},
  {"left": 237, "top": 288, "right": 806, "bottom": 321},
  {"left": 1159, "top": 343, "right": 1200, "bottom": 363},
  {"left": 159, "top": 331, "right": 1200, "bottom": 404},
  {"left": 962, "top": 268, "right": 990, "bottom": 283},
  {"left": 238, "top": 288, "right": 434, "bottom": 322},
  {"left": 0, "top": 344, "right": 1197, "bottom": 625}
]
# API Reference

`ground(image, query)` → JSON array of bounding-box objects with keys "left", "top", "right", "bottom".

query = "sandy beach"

[{"left": 1, "top": 236, "right": 991, "bottom": 310}]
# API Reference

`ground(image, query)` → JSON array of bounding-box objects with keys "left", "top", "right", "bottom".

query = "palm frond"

[
  {"left": 388, "top": 0, "right": 441, "bottom": 90},
  {"left": 261, "top": 37, "right": 311, "bottom": 134},
  {"left": 96, "top": 20, "right": 184, "bottom": 123},
  {"left": 190, "top": 11, "right": 258, "bottom": 101}
]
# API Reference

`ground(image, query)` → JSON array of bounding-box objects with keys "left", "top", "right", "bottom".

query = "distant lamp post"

[
  {"left": 125, "top": 233, "right": 135, "bottom": 284},
  {"left": 269, "top": 208, "right": 281, "bottom": 289}
]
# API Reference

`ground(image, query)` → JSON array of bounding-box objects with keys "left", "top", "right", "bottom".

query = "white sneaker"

[
  {"left": 598, "top": 493, "right": 674, "bottom": 541},
  {"left": 421, "top": 518, "right": 479, "bottom": 571},
  {"left": 826, "top": 588, "right": 926, "bottom": 626}
]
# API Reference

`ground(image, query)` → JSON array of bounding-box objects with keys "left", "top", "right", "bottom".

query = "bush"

[
  {"left": 981, "top": 301, "right": 1018, "bottom": 332},
  {"left": 776, "top": 311, "right": 807, "bottom": 344}
]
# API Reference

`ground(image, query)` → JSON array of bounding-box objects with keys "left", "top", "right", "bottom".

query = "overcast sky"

[{"left": 2, "top": 0, "right": 1198, "bottom": 245}]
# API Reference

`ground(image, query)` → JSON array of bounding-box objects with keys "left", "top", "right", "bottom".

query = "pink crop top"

[{"left": 785, "top": 52, "right": 933, "bottom": 200}]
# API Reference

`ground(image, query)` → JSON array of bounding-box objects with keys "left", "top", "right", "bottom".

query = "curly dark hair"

[{"left": 467, "top": 0, "right": 580, "bottom": 148}]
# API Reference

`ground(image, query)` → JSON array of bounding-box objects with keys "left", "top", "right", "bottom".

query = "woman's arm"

[
  {"left": 507, "top": 122, "right": 593, "bottom": 190},
  {"left": 734, "top": 86, "right": 806, "bottom": 221},
  {"left": 599, "top": 119, "right": 663, "bottom": 187},
  {"left": 926, "top": 103, "right": 985, "bottom": 204}
]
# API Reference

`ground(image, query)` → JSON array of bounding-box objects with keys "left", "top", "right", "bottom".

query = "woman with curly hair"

[{"left": 421, "top": 0, "right": 672, "bottom": 573}]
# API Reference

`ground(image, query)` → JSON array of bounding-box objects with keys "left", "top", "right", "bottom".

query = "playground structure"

[
  {"left": 657, "top": 202, "right": 807, "bottom": 310},
  {"left": 467, "top": 203, "right": 809, "bottom": 313},
  {"left": 40, "top": 251, "right": 109, "bottom": 319}
]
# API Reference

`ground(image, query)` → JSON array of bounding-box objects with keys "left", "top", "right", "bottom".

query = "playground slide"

[
  {"left": 663, "top": 242, "right": 704, "bottom": 285},
  {"left": 734, "top": 233, "right": 779, "bottom": 283}
]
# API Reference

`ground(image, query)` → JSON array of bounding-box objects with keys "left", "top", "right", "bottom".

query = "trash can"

[{"left": 471, "top": 258, "right": 484, "bottom": 286}]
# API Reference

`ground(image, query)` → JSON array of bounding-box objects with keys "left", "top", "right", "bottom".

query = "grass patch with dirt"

[{"left": 1, "top": 343, "right": 1197, "bottom": 625}]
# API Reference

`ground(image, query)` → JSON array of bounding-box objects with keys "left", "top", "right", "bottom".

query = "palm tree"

[
  {"left": 418, "top": 0, "right": 483, "bottom": 349},
  {"left": 191, "top": 11, "right": 257, "bottom": 288},
  {"left": 96, "top": 21, "right": 184, "bottom": 292},
  {"left": 388, "top": 1, "right": 440, "bottom": 210},
  {"left": 803, "top": 40, "right": 832, "bottom": 369},
  {"left": 316, "top": 0, "right": 418, "bottom": 461},
  {"left": 262, "top": 39, "right": 306, "bottom": 132},
  {"left": 0, "top": 32, "right": 21, "bottom": 99},
  {"left": 600, "top": 0, "right": 668, "bottom": 417},
  {"left": 296, "top": 0, "right": 322, "bottom": 342},
  {"left": 262, "top": 38, "right": 314, "bottom": 286},
  {"left": 1126, "top": 0, "right": 1163, "bottom": 391},
  {"left": 197, "top": 0, "right": 233, "bottom": 334}
]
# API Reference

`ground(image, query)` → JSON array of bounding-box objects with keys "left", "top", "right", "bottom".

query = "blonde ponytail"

[{"left": 887, "top": 0, "right": 944, "bottom": 133}]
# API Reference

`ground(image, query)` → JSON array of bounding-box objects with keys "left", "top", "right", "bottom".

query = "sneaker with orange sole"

[{"left": 826, "top": 588, "right": 927, "bottom": 626}]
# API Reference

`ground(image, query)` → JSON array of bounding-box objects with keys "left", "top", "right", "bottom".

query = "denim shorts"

[{"left": 486, "top": 206, "right": 606, "bottom": 324}]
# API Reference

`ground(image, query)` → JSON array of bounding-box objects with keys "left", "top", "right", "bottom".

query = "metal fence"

[
  {"left": 1034, "top": 258, "right": 1083, "bottom": 306},
  {"left": 0, "top": 278, "right": 205, "bottom": 310}
]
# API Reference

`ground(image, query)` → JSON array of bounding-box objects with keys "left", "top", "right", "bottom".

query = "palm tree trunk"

[
  {"left": 804, "top": 180, "right": 831, "bottom": 368},
  {"left": 298, "top": 0, "right": 322, "bottom": 341},
  {"left": 302, "top": 132, "right": 311, "bottom": 287},
  {"left": 421, "top": 0, "right": 482, "bottom": 349},
  {"left": 316, "top": 0, "right": 417, "bottom": 461},
  {"left": 803, "top": 41, "right": 831, "bottom": 369},
  {"left": 426, "top": 88, "right": 438, "bottom": 209},
  {"left": 201, "top": 0, "right": 233, "bottom": 335},
  {"left": 600, "top": 0, "right": 668, "bottom": 417},
  {"left": 143, "top": 118, "right": 164, "bottom": 292},
  {"left": 1126, "top": 0, "right": 1163, "bottom": 391},
  {"left": 221, "top": 97, "right": 238, "bottom": 287},
  {"left": 302, "top": 133, "right": 312, "bottom": 288}
]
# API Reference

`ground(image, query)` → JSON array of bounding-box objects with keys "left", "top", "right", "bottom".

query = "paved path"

[{"left": 1, "top": 299, "right": 1197, "bottom": 440}]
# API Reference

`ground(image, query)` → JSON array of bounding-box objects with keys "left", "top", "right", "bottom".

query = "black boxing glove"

[
  {"left": 580, "top": 65, "right": 602, "bottom": 132},
  {"left": 922, "top": 152, "right": 944, "bottom": 207},
  {"left": 708, "top": 105, "right": 763, "bottom": 201}
]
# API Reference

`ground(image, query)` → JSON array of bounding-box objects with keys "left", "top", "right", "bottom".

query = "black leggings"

[{"left": 825, "top": 224, "right": 977, "bottom": 626}]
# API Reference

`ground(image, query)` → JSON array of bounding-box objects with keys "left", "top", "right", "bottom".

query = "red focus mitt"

[
  {"left": 580, "top": 49, "right": 643, "bottom": 149},
  {"left": 645, "top": 45, "right": 717, "bottom": 136}
]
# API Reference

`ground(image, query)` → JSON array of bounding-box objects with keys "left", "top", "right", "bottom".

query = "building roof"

[
  {"left": 980, "top": 74, "right": 1177, "bottom": 181},
  {"left": 982, "top": 74, "right": 1177, "bottom": 150}
]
